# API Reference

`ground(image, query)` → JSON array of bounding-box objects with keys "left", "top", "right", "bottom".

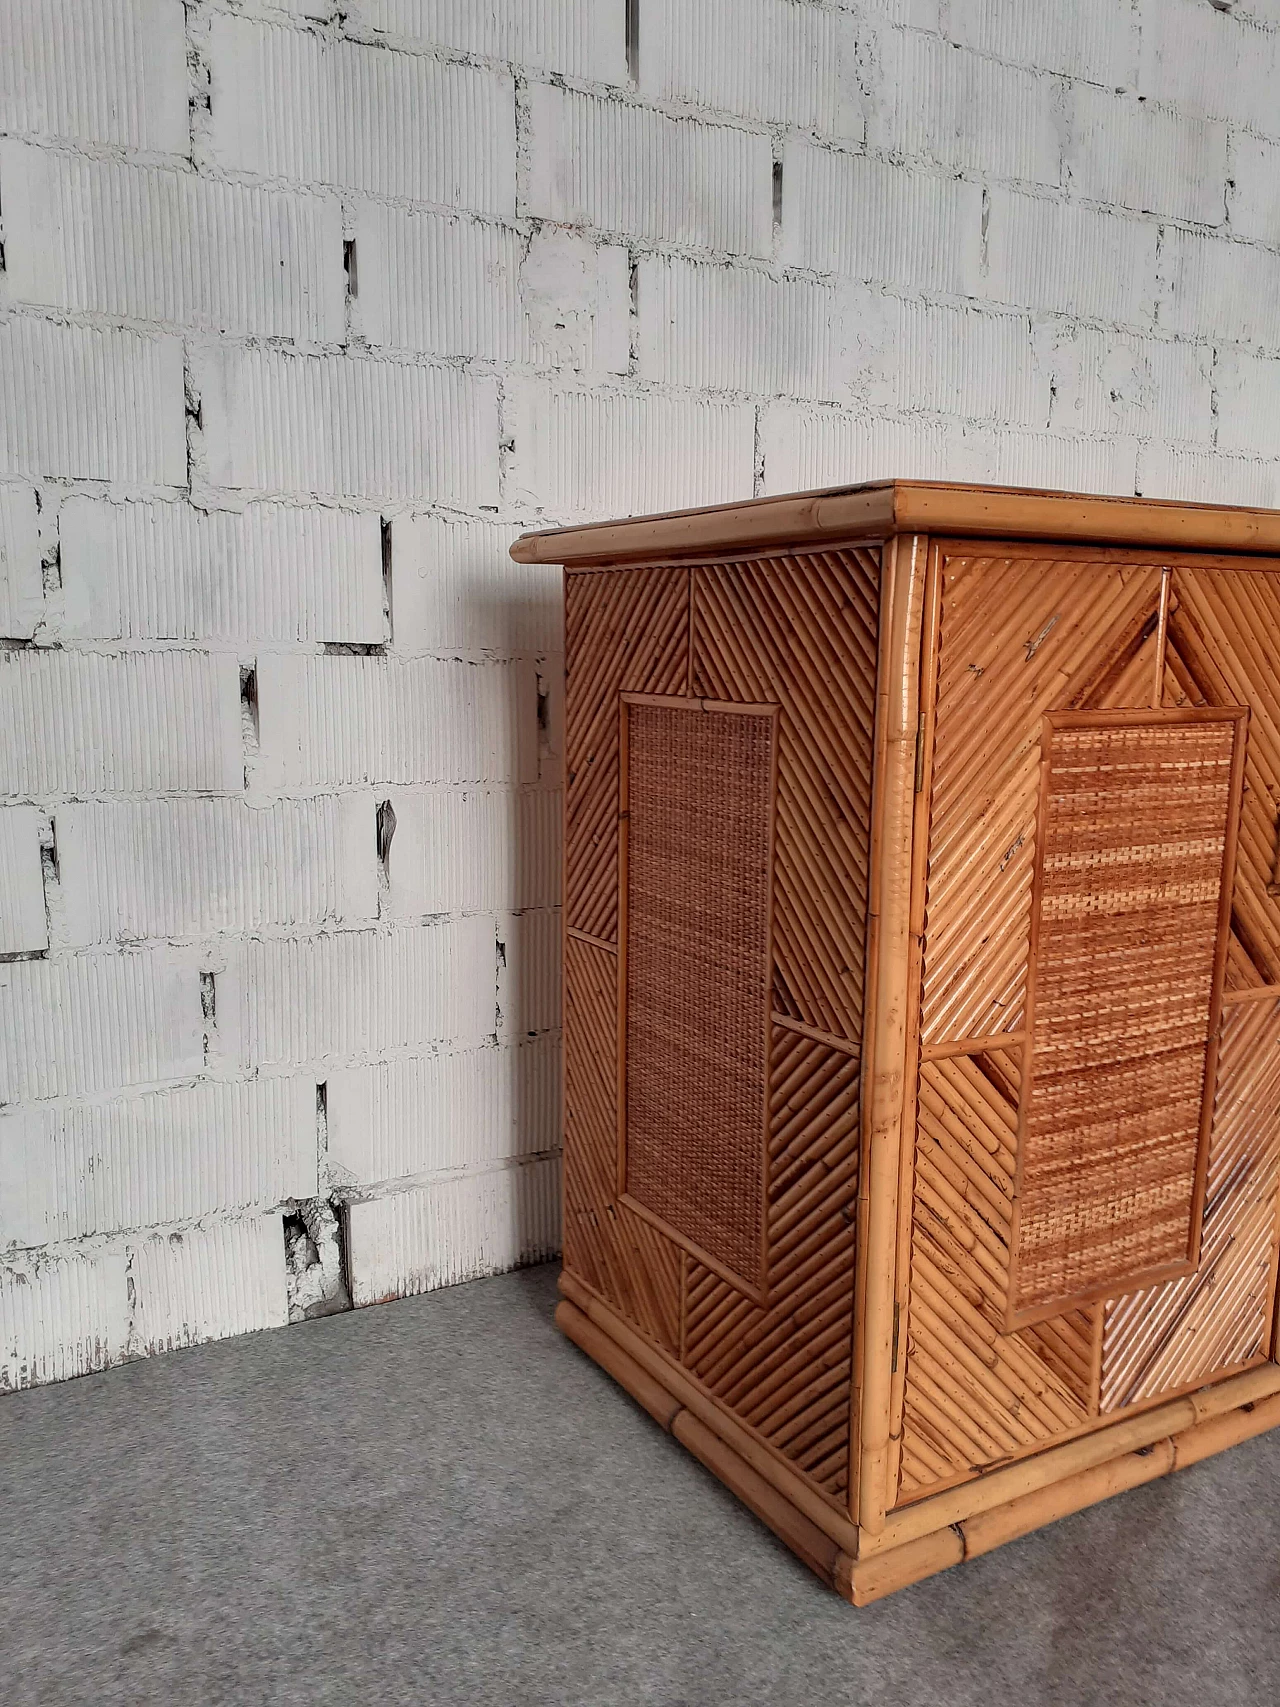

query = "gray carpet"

[{"left": 1, "top": 1261, "right": 1277, "bottom": 1706}]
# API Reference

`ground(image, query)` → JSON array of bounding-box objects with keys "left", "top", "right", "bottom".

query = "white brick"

[
  {"left": 1138, "top": 444, "right": 1280, "bottom": 509},
  {"left": 759, "top": 401, "right": 1138, "bottom": 497},
  {"left": 1215, "top": 349, "right": 1280, "bottom": 456},
  {"left": 0, "top": 805, "right": 46, "bottom": 955},
  {"left": 1045, "top": 327, "right": 1214, "bottom": 444},
  {"left": 0, "top": 145, "right": 345, "bottom": 343},
  {"left": 0, "top": 318, "right": 185, "bottom": 484},
  {"left": 1157, "top": 229, "right": 1280, "bottom": 349},
  {"left": 637, "top": 257, "right": 1051, "bottom": 422},
  {"left": 1138, "top": 0, "right": 1279, "bottom": 133},
  {"left": 983, "top": 192, "right": 1158, "bottom": 324},
  {"left": 0, "top": 650, "right": 242, "bottom": 796},
  {"left": 57, "top": 797, "right": 378, "bottom": 945},
  {"left": 1229, "top": 133, "right": 1280, "bottom": 243},
  {"left": 207, "top": 16, "right": 516, "bottom": 213},
  {"left": 256, "top": 654, "right": 537, "bottom": 789},
  {"left": 220, "top": 917, "right": 496, "bottom": 1069},
  {"left": 508, "top": 382, "right": 756, "bottom": 521},
  {"left": 950, "top": 0, "right": 1138, "bottom": 85},
  {"left": 0, "top": 0, "right": 187, "bottom": 152},
  {"left": 59, "top": 499, "right": 384, "bottom": 644},
  {"left": 347, "top": 0, "right": 628, "bottom": 83},
  {"left": 355, "top": 209, "right": 630, "bottom": 372},
  {"left": 498, "top": 908, "right": 561, "bottom": 1041},
  {"left": 0, "top": 483, "right": 42, "bottom": 639},
  {"left": 641, "top": 0, "right": 866, "bottom": 136},
  {"left": 346, "top": 1154, "right": 560, "bottom": 1303},
  {"left": 780, "top": 138, "right": 983, "bottom": 295},
  {"left": 0, "top": 1244, "right": 129, "bottom": 1391},
  {"left": 0, "top": 949, "right": 204, "bottom": 1101},
  {"left": 0, "top": 1079, "right": 317, "bottom": 1249},
  {"left": 327, "top": 1037, "right": 560, "bottom": 1187},
  {"left": 870, "top": 32, "right": 1062, "bottom": 184},
  {"left": 130, "top": 1216, "right": 290, "bottom": 1356},
  {"left": 196, "top": 345, "right": 500, "bottom": 505},
  {"left": 391, "top": 515, "right": 561, "bottom": 655},
  {"left": 527, "top": 84, "right": 772, "bottom": 257},
  {"left": 1064, "top": 88, "right": 1227, "bottom": 223},
  {"left": 385, "top": 788, "right": 560, "bottom": 916}
]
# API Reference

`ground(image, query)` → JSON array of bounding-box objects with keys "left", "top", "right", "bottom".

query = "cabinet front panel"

[{"left": 898, "top": 550, "right": 1280, "bottom": 1509}]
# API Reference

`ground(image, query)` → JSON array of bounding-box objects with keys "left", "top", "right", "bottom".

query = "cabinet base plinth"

[{"left": 556, "top": 1283, "right": 1280, "bottom": 1606}]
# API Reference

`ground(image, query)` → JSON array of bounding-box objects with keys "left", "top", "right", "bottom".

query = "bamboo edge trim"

[
  {"left": 511, "top": 483, "right": 1280, "bottom": 566},
  {"left": 556, "top": 1291, "right": 1280, "bottom": 1606}
]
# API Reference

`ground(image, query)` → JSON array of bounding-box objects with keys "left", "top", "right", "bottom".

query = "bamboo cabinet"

[{"left": 510, "top": 481, "right": 1280, "bottom": 1604}]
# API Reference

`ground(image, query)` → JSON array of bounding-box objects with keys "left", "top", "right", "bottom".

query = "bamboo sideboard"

[{"left": 510, "top": 480, "right": 1280, "bottom": 1604}]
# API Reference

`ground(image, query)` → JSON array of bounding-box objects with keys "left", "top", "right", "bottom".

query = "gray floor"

[{"left": 2, "top": 1264, "right": 1278, "bottom": 1707}]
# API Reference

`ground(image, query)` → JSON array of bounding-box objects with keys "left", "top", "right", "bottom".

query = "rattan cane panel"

[
  {"left": 1100, "top": 996, "right": 1280, "bottom": 1410},
  {"left": 1009, "top": 713, "right": 1242, "bottom": 1324},
  {"left": 564, "top": 565, "right": 690, "bottom": 944},
  {"left": 623, "top": 700, "right": 775, "bottom": 1288},
  {"left": 922, "top": 557, "right": 1164, "bottom": 1046},
  {"left": 563, "top": 935, "right": 683, "bottom": 1353},
  {"left": 681, "top": 1023, "right": 860, "bottom": 1502}
]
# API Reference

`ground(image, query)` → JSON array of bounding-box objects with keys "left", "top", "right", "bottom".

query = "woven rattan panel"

[
  {"left": 1009, "top": 711, "right": 1243, "bottom": 1325},
  {"left": 623, "top": 699, "right": 775, "bottom": 1288}
]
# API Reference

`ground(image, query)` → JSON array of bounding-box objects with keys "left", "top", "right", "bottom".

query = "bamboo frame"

[
  {"left": 852, "top": 532, "right": 928, "bottom": 1534},
  {"left": 540, "top": 485, "right": 1280, "bottom": 1605}
]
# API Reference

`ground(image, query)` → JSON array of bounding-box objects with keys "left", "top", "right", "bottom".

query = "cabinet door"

[{"left": 895, "top": 548, "right": 1280, "bottom": 1508}]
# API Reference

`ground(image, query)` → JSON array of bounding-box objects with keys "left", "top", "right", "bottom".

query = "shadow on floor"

[{"left": 2, "top": 1261, "right": 1278, "bottom": 1707}]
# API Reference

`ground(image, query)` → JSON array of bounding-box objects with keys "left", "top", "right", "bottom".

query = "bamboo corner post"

[{"left": 514, "top": 479, "right": 1280, "bottom": 1603}]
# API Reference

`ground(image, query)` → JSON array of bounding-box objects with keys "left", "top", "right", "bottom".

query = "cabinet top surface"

[{"left": 509, "top": 478, "right": 1280, "bottom": 567}]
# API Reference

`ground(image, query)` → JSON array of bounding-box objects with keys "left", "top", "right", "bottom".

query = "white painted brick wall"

[
  {"left": 3, "top": 0, "right": 1278, "bottom": 1388},
  {"left": 0, "top": 482, "right": 42, "bottom": 638}
]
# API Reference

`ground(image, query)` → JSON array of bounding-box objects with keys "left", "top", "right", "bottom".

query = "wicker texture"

[
  {"left": 564, "top": 565, "right": 689, "bottom": 942},
  {"left": 624, "top": 702, "right": 775, "bottom": 1286},
  {"left": 897, "top": 1048, "right": 1095, "bottom": 1502},
  {"left": 1012, "top": 715, "right": 1238, "bottom": 1318},
  {"left": 922, "top": 558, "right": 1163, "bottom": 1045},
  {"left": 684, "top": 1024, "right": 861, "bottom": 1500},
  {"left": 1101, "top": 995, "right": 1280, "bottom": 1409},
  {"left": 693, "top": 550, "right": 879, "bottom": 1041}
]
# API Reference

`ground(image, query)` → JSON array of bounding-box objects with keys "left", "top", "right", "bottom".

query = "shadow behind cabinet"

[{"left": 510, "top": 481, "right": 1280, "bottom": 1604}]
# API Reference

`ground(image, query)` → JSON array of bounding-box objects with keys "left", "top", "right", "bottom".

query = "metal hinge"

[
  {"left": 891, "top": 1299, "right": 901, "bottom": 1373},
  {"left": 913, "top": 723, "right": 925, "bottom": 793}
]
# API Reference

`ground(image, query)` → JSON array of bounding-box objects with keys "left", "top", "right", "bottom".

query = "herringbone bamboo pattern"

[
  {"left": 682, "top": 1023, "right": 861, "bottom": 1501},
  {"left": 898, "top": 1049, "right": 1096, "bottom": 1501},
  {"left": 922, "top": 557, "right": 1163, "bottom": 1044},
  {"left": 563, "top": 934, "right": 681, "bottom": 1353},
  {"left": 561, "top": 550, "right": 879, "bottom": 1505},
  {"left": 564, "top": 566, "right": 690, "bottom": 943},
  {"left": 1165, "top": 570, "right": 1280, "bottom": 988},
  {"left": 693, "top": 550, "right": 879, "bottom": 1041},
  {"left": 1100, "top": 997, "right": 1280, "bottom": 1410}
]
